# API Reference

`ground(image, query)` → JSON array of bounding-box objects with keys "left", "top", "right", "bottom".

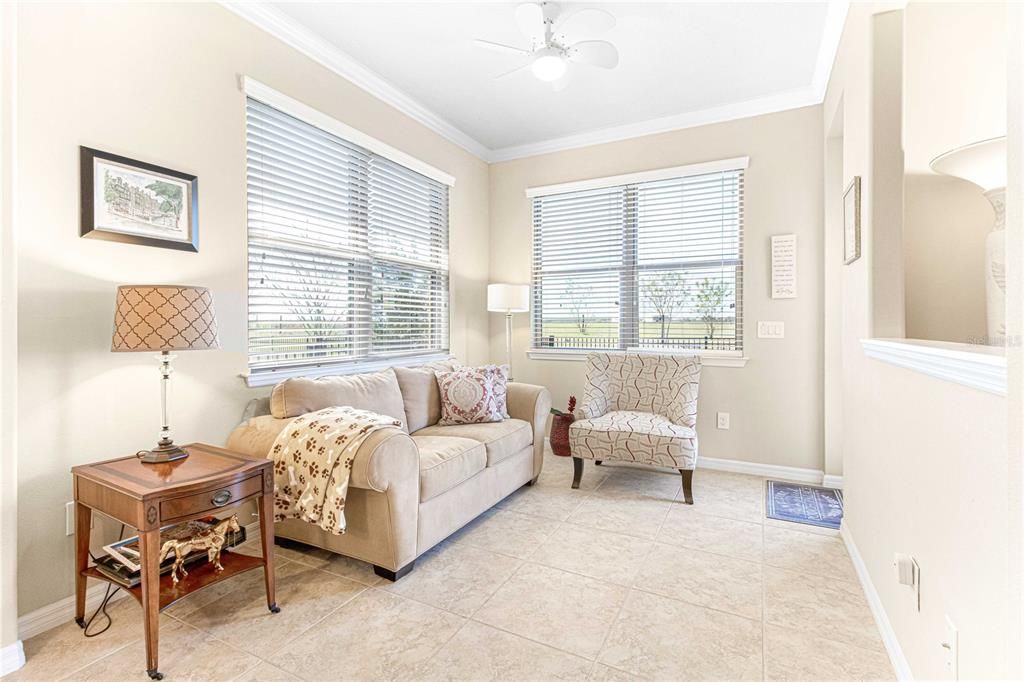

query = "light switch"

[
  {"left": 757, "top": 321, "right": 785, "bottom": 339},
  {"left": 716, "top": 412, "right": 730, "bottom": 429}
]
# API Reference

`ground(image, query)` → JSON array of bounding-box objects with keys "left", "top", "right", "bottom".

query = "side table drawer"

[{"left": 161, "top": 474, "right": 263, "bottom": 521}]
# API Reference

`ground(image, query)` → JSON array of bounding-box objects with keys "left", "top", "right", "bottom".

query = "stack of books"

[{"left": 94, "top": 518, "right": 247, "bottom": 588}]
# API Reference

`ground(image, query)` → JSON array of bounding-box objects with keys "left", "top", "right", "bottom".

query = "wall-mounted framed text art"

[
  {"left": 80, "top": 146, "right": 198, "bottom": 252},
  {"left": 843, "top": 176, "right": 861, "bottom": 265}
]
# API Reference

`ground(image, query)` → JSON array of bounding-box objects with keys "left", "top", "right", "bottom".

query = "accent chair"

[{"left": 568, "top": 351, "right": 702, "bottom": 503}]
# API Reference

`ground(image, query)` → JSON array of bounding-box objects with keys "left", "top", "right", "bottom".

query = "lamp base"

[{"left": 137, "top": 443, "right": 189, "bottom": 464}]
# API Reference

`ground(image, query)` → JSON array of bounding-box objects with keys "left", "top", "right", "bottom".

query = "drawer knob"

[{"left": 211, "top": 489, "right": 232, "bottom": 507}]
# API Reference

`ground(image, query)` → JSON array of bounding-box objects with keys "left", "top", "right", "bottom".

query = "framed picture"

[
  {"left": 843, "top": 176, "right": 861, "bottom": 264},
  {"left": 80, "top": 146, "right": 198, "bottom": 252}
]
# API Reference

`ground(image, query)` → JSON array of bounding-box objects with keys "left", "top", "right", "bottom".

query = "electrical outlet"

[
  {"left": 943, "top": 616, "right": 958, "bottom": 678},
  {"left": 716, "top": 412, "right": 730, "bottom": 429},
  {"left": 757, "top": 321, "right": 785, "bottom": 338},
  {"left": 65, "top": 501, "right": 93, "bottom": 536}
]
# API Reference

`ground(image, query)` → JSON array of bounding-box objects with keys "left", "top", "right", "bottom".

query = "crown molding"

[
  {"left": 220, "top": 1, "right": 491, "bottom": 161},
  {"left": 812, "top": 0, "right": 850, "bottom": 101},
  {"left": 488, "top": 86, "right": 823, "bottom": 162},
  {"left": 222, "top": 1, "right": 848, "bottom": 165}
]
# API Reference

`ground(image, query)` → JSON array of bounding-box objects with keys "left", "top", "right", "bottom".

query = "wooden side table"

[{"left": 72, "top": 443, "right": 278, "bottom": 680}]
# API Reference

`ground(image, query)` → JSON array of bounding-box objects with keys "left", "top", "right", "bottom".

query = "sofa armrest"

[
  {"left": 227, "top": 416, "right": 418, "bottom": 493},
  {"left": 347, "top": 429, "right": 419, "bottom": 493},
  {"left": 507, "top": 382, "right": 552, "bottom": 480}
]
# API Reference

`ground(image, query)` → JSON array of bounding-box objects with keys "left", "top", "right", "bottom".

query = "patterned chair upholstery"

[{"left": 568, "top": 352, "right": 702, "bottom": 504}]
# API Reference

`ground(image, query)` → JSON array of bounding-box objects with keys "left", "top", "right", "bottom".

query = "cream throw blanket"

[{"left": 269, "top": 406, "right": 403, "bottom": 535}]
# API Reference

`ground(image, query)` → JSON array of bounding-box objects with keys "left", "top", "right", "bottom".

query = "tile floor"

[{"left": 7, "top": 451, "right": 894, "bottom": 681}]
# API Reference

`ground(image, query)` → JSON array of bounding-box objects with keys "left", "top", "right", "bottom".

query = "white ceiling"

[{"left": 230, "top": 2, "right": 846, "bottom": 161}]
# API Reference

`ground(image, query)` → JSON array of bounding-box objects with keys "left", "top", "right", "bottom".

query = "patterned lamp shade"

[{"left": 111, "top": 285, "right": 220, "bottom": 352}]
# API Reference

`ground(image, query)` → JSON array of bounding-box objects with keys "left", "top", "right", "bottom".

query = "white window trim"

[
  {"left": 861, "top": 338, "right": 1006, "bottom": 396},
  {"left": 527, "top": 348, "right": 749, "bottom": 368},
  {"left": 242, "top": 76, "right": 455, "bottom": 187},
  {"left": 525, "top": 156, "right": 749, "bottom": 198}
]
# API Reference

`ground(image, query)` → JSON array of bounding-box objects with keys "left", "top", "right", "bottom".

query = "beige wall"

[
  {"left": 825, "top": 2, "right": 1015, "bottom": 678},
  {"left": 904, "top": 174, "right": 990, "bottom": 343},
  {"left": 901, "top": 1, "right": 1006, "bottom": 345},
  {"left": 1, "top": 1, "right": 19, "bottom": 655},
  {"left": 489, "top": 107, "right": 825, "bottom": 472},
  {"left": 14, "top": 2, "right": 490, "bottom": 615}
]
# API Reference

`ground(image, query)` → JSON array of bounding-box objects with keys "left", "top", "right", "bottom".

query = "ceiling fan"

[{"left": 473, "top": 2, "right": 619, "bottom": 90}]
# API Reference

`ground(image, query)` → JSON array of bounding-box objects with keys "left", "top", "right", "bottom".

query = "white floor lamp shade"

[
  {"left": 930, "top": 137, "right": 1006, "bottom": 345},
  {"left": 488, "top": 283, "right": 530, "bottom": 380}
]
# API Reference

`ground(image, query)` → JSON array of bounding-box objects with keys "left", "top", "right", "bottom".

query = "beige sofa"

[{"left": 226, "top": 361, "right": 551, "bottom": 580}]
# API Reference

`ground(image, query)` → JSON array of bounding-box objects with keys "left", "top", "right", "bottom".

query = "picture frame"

[
  {"left": 843, "top": 176, "right": 861, "bottom": 265},
  {"left": 80, "top": 146, "right": 199, "bottom": 252}
]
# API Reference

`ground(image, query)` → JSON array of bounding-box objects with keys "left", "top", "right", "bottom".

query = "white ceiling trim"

[
  {"left": 222, "top": 1, "right": 848, "bottom": 164},
  {"left": 488, "top": 85, "right": 823, "bottom": 162},
  {"left": 221, "top": 0, "right": 492, "bottom": 160},
  {"left": 811, "top": 0, "right": 850, "bottom": 101}
]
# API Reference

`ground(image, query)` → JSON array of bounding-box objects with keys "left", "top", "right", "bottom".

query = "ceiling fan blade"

[
  {"left": 514, "top": 2, "right": 546, "bottom": 46},
  {"left": 569, "top": 40, "right": 619, "bottom": 69},
  {"left": 557, "top": 8, "right": 615, "bottom": 38},
  {"left": 494, "top": 61, "right": 533, "bottom": 79},
  {"left": 473, "top": 38, "right": 530, "bottom": 56}
]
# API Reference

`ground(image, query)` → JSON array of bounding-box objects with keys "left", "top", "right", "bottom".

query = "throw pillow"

[{"left": 435, "top": 365, "right": 509, "bottom": 425}]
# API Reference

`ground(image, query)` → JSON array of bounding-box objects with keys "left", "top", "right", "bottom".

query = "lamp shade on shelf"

[
  {"left": 929, "top": 137, "right": 1007, "bottom": 191},
  {"left": 112, "top": 285, "right": 220, "bottom": 352},
  {"left": 487, "top": 283, "right": 530, "bottom": 313}
]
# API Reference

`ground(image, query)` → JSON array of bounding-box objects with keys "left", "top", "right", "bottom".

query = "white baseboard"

[
  {"left": 18, "top": 520, "right": 265, "bottom": 642},
  {"left": 0, "top": 640, "right": 25, "bottom": 677},
  {"left": 822, "top": 474, "right": 845, "bottom": 489},
  {"left": 18, "top": 580, "right": 132, "bottom": 641},
  {"left": 699, "top": 456, "right": 825, "bottom": 484},
  {"left": 840, "top": 523, "right": 913, "bottom": 680}
]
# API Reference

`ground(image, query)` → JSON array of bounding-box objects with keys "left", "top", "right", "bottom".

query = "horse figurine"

[{"left": 159, "top": 516, "right": 241, "bottom": 585}]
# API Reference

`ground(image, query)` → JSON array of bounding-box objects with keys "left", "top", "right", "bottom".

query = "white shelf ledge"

[{"left": 861, "top": 338, "right": 1006, "bottom": 396}]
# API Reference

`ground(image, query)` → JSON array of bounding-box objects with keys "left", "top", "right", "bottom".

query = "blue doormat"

[{"left": 765, "top": 480, "right": 844, "bottom": 529}]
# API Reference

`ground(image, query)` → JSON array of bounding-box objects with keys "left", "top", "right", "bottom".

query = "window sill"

[
  {"left": 527, "top": 348, "right": 749, "bottom": 368},
  {"left": 860, "top": 338, "right": 1006, "bottom": 396},
  {"left": 242, "top": 353, "right": 453, "bottom": 389}
]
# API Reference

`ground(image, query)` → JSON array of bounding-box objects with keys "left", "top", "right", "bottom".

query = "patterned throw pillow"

[{"left": 435, "top": 365, "right": 510, "bottom": 425}]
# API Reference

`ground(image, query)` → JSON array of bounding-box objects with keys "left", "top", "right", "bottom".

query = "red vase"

[{"left": 550, "top": 414, "right": 574, "bottom": 457}]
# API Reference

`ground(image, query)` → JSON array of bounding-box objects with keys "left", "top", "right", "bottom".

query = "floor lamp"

[{"left": 487, "top": 283, "right": 529, "bottom": 381}]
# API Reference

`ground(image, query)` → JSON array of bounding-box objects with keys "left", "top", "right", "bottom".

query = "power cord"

[{"left": 82, "top": 523, "right": 126, "bottom": 637}]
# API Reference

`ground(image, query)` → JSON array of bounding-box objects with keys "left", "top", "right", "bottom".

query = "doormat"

[{"left": 765, "top": 480, "right": 843, "bottom": 530}]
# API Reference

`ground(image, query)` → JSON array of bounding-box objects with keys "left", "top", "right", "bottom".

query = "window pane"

[
  {"left": 246, "top": 97, "right": 449, "bottom": 376},
  {"left": 532, "top": 167, "right": 743, "bottom": 352}
]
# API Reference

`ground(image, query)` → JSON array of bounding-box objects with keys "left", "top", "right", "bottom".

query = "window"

[
  {"left": 530, "top": 160, "right": 745, "bottom": 356},
  {"left": 245, "top": 93, "right": 450, "bottom": 384}
]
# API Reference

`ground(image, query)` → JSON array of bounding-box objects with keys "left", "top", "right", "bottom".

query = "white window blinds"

[
  {"left": 246, "top": 97, "right": 449, "bottom": 380},
  {"left": 531, "top": 165, "right": 743, "bottom": 353}
]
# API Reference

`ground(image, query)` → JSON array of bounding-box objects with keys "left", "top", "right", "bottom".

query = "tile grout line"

[{"left": 585, "top": 471, "right": 676, "bottom": 679}]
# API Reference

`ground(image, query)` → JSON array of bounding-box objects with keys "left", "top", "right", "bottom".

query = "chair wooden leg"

[
  {"left": 680, "top": 469, "right": 694, "bottom": 505},
  {"left": 571, "top": 457, "right": 584, "bottom": 489}
]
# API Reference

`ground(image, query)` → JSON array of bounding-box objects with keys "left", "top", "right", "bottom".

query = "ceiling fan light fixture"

[{"left": 531, "top": 53, "right": 567, "bottom": 82}]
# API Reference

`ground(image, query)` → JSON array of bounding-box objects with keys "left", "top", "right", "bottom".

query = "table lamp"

[
  {"left": 487, "top": 283, "right": 529, "bottom": 381},
  {"left": 930, "top": 136, "right": 1007, "bottom": 345},
  {"left": 111, "top": 285, "right": 220, "bottom": 463}
]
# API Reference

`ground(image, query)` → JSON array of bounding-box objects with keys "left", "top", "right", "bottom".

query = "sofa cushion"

[
  {"left": 414, "top": 419, "right": 532, "bottom": 467},
  {"left": 413, "top": 435, "right": 487, "bottom": 501},
  {"left": 270, "top": 368, "right": 408, "bottom": 432},
  {"left": 394, "top": 359, "right": 460, "bottom": 433}
]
